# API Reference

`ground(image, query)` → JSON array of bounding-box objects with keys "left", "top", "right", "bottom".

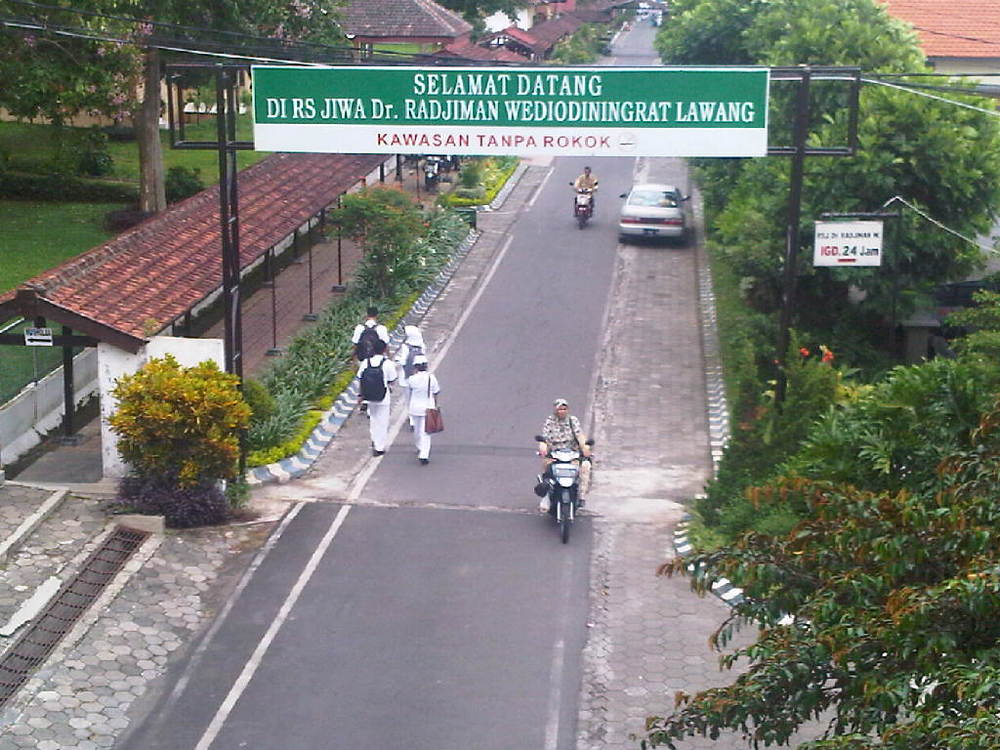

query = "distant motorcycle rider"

[
  {"left": 536, "top": 398, "right": 592, "bottom": 509},
  {"left": 573, "top": 166, "right": 599, "bottom": 210}
]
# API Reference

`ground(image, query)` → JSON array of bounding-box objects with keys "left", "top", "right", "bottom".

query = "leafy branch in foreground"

[{"left": 644, "top": 397, "right": 1000, "bottom": 749}]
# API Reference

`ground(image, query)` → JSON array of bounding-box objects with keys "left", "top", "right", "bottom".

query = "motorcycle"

[
  {"left": 535, "top": 435, "right": 594, "bottom": 544},
  {"left": 570, "top": 184, "right": 596, "bottom": 229},
  {"left": 424, "top": 156, "right": 443, "bottom": 191}
]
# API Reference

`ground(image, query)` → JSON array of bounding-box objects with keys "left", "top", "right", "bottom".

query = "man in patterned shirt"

[{"left": 536, "top": 398, "right": 592, "bottom": 509}]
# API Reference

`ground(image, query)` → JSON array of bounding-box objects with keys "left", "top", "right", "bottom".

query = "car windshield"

[{"left": 628, "top": 190, "right": 678, "bottom": 208}]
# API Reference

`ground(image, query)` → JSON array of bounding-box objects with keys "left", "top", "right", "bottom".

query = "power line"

[
  {"left": 881, "top": 195, "right": 998, "bottom": 255},
  {"left": 862, "top": 77, "right": 1000, "bottom": 117}
]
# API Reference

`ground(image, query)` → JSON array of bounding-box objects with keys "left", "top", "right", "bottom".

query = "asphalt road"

[
  {"left": 123, "top": 158, "right": 632, "bottom": 750},
  {"left": 124, "top": 27, "right": 666, "bottom": 750}
]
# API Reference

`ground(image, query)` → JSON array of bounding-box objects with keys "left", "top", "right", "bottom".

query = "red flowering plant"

[{"left": 698, "top": 335, "right": 859, "bottom": 539}]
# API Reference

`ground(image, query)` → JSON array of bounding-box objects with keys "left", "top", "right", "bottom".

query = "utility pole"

[{"left": 768, "top": 66, "right": 862, "bottom": 406}]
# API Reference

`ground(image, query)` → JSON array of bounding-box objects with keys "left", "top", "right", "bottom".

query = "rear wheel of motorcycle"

[{"left": 577, "top": 215, "right": 587, "bottom": 229}]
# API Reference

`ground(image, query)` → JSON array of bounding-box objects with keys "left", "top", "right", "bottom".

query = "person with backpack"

[
  {"left": 394, "top": 325, "right": 426, "bottom": 430},
  {"left": 405, "top": 355, "right": 440, "bottom": 465},
  {"left": 356, "top": 339, "right": 397, "bottom": 456},
  {"left": 352, "top": 306, "right": 389, "bottom": 362}
]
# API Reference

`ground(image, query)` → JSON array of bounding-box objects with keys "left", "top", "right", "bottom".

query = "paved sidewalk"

[
  {"left": 574, "top": 155, "right": 757, "bottom": 749},
  {"left": 0, "top": 480, "right": 282, "bottom": 750},
  {"left": 0, "top": 155, "right": 784, "bottom": 750}
]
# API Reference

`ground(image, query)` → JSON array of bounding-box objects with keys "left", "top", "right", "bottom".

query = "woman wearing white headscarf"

[
  {"left": 405, "top": 355, "right": 440, "bottom": 465},
  {"left": 395, "top": 325, "right": 426, "bottom": 429}
]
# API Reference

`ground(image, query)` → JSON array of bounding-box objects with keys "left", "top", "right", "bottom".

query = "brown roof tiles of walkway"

[{"left": 0, "top": 153, "right": 386, "bottom": 351}]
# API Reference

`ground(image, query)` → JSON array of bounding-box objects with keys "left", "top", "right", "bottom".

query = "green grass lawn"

[
  {"left": 0, "top": 118, "right": 266, "bottom": 184},
  {"left": 0, "top": 201, "right": 121, "bottom": 293}
]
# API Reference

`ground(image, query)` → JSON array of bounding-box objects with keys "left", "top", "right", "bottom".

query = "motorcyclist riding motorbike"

[
  {"left": 535, "top": 398, "right": 592, "bottom": 511},
  {"left": 573, "top": 166, "right": 599, "bottom": 209}
]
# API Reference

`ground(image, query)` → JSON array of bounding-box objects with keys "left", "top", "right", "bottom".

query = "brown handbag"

[
  {"left": 424, "top": 407, "right": 444, "bottom": 434},
  {"left": 424, "top": 377, "right": 443, "bottom": 433}
]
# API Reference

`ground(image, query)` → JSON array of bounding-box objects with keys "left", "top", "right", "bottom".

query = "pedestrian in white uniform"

[
  {"left": 351, "top": 306, "right": 390, "bottom": 361},
  {"left": 356, "top": 339, "right": 397, "bottom": 456},
  {"left": 395, "top": 325, "right": 426, "bottom": 429},
  {"left": 405, "top": 355, "right": 440, "bottom": 465}
]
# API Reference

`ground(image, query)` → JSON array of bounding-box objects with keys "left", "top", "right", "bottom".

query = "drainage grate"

[{"left": 0, "top": 526, "right": 149, "bottom": 707}]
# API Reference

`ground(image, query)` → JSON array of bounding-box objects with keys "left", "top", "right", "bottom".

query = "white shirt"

[
  {"left": 356, "top": 355, "right": 398, "bottom": 402},
  {"left": 394, "top": 342, "right": 425, "bottom": 387},
  {"left": 405, "top": 371, "right": 440, "bottom": 416},
  {"left": 351, "top": 320, "right": 389, "bottom": 345}
]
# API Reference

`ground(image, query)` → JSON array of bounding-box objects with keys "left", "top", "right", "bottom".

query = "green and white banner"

[{"left": 252, "top": 65, "right": 769, "bottom": 157}]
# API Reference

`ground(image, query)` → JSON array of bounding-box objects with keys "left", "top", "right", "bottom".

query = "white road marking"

[
  {"left": 195, "top": 184, "right": 530, "bottom": 749},
  {"left": 194, "top": 503, "right": 351, "bottom": 750},
  {"left": 527, "top": 165, "right": 556, "bottom": 209},
  {"left": 544, "top": 561, "right": 575, "bottom": 750},
  {"left": 134, "top": 503, "right": 305, "bottom": 742}
]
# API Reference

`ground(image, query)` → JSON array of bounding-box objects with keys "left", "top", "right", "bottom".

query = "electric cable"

[
  {"left": 881, "top": 196, "right": 999, "bottom": 255},
  {"left": 861, "top": 77, "right": 1000, "bottom": 118}
]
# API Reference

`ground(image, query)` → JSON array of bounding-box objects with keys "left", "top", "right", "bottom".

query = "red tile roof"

[
  {"left": 484, "top": 15, "right": 585, "bottom": 57},
  {"left": 343, "top": 0, "right": 472, "bottom": 40},
  {"left": 0, "top": 153, "right": 386, "bottom": 351},
  {"left": 522, "top": 14, "right": 585, "bottom": 53},
  {"left": 881, "top": 0, "right": 1000, "bottom": 58},
  {"left": 435, "top": 41, "right": 529, "bottom": 63}
]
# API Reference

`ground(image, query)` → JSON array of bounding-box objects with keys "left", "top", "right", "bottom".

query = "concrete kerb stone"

[
  {"left": 670, "top": 196, "right": 744, "bottom": 610},
  {"left": 247, "top": 159, "right": 529, "bottom": 486},
  {"left": 0, "top": 487, "right": 67, "bottom": 565},
  {"left": 672, "top": 513, "right": 744, "bottom": 609}
]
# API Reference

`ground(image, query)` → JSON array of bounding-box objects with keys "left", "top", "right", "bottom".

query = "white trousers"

[
  {"left": 368, "top": 399, "right": 391, "bottom": 451},
  {"left": 410, "top": 414, "right": 432, "bottom": 459}
]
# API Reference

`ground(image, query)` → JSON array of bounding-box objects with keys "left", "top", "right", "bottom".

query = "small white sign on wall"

[{"left": 814, "top": 220, "right": 884, "bottom": 267}]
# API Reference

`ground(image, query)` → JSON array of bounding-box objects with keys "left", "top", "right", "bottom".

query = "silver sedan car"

[{"left": 618, "top": 183, "right": 689, "bottom": 244}]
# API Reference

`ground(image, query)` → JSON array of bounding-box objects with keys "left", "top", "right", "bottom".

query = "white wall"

[
  {"left": 929, "top": 57, "right": 1000, "bottom": 81},
  {"left": 484, "top": 7, "right": 533, "bottom": 32},
  {"left": 99, "top": 336, "right": 225, "bottom": 478},
  {"left": 0, "top": 349, "right": 98, "bottom": 467}
]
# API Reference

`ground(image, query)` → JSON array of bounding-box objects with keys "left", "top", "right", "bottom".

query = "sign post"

[{"left": 251, "top": 65, "right": 770, "bottom": 158}]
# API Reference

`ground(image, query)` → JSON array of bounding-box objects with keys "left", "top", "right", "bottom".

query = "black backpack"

[
  {"left": 355, "top": 325, "right": 381, "bottom": 360},
  {"left": 403, "top": 345, "right": 423, "bottom": 378},
  {"left": 359, "top": 358, "right": 387, "bottom": 402}
]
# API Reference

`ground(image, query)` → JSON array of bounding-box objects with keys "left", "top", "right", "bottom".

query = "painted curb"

[
  {"left": 673, "top": 512, "right": 745, "bottom": 608},
  {"left": 670, "top": 193, "right": 741, "bottom": 608}
]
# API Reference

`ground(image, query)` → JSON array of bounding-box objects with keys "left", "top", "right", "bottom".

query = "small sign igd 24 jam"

[{"left": 814, "top": 220, "right": 883, "bottom": 267}]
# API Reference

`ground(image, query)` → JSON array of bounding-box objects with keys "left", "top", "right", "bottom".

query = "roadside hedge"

[
  {"left": 0, "top": 171, "right": 137, "bottom": 203},
  {"left": 441, "top": 156, "right": 519, "bottom": 208}
]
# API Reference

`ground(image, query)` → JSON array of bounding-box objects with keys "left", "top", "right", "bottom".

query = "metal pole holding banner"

[
  {"left": 769, "top": 66, "right": 861, "bottom": 406},
  {"left": 215, "top": 67, "right": 244, "bottom": 382},
  {"left": 774, "top": 67, "right": 812, "bottom": 406}
]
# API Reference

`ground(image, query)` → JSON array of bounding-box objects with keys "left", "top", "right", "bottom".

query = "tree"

[
  {"left": 645, "top": 388, "right": 1000, "bottom": 748},
  {"left": 948, "top": 289, "right": 1000, "bottom": 361},
  {"left": 0, "top": 0, "right": 344, "bottom": 213},
  {"left": 331, "top": 185, "right": 428, "bottom": 299},
  {"left": 662, "top": 0, "right": 1000, "bottom": 331},
  {"left": 654, "top": 0, "right": 765, "bottom": 65}
]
